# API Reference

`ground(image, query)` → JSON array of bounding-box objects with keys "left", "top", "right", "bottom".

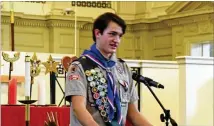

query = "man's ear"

[{"left": 94, "top": 29, "right": 101, "bottom": 38}]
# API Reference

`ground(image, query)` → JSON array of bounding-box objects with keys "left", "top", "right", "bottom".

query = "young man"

[{"left": 65, "top": 12, "right": 152, "bottom": 126}]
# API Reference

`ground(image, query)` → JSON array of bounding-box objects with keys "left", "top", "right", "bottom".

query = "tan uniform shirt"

[{"left": 65, "top": 56, "right": 139, "bottom": 126}]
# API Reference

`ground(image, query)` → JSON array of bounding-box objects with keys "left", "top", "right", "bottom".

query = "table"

[
  {"left": 1, "top": 105, "right": 70, "bottom": 126},
  {"left": 1, "top": 105, "right": 132, "bottom": 126}
]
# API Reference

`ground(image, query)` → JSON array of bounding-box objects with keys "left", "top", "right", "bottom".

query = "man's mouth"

[{"left": 109, "top": 44, "right": 118, "bottom": 49}]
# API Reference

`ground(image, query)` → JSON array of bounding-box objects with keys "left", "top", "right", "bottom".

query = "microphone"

[{"left": 132, "top": 73, "right": 164, "bottom": 89}]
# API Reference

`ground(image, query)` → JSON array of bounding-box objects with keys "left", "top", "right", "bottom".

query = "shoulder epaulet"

[
  {"left": 118, "top": 58, "right": 125, "bottom": 63},
  {"left": 71, "top": 56, "right": 86, "bottom": 63}
]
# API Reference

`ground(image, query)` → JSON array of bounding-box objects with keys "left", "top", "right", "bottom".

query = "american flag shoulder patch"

[{"left": 69, "top": 74, "right": 80, "bottom": 80}]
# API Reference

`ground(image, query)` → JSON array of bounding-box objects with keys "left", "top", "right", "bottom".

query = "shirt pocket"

[
  {"left": 115, "top": 64, "right": 130, "bottom": 104},
  {"left": 120, "top": 84, "right": 129, "bottom": 119},
  {"left": 120, "top": 84, "right": 130, "bottom": 106},
  {"left": 117, "top": 75, "right": 130, "bottom": 105}
]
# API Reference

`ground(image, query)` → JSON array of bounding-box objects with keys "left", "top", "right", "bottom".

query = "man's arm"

[
  {"left": 127, "top": 102, "right": 153, "bottom": 126},
  {"left": 71, "top": 95, "right": 99, "bottom": 126}
]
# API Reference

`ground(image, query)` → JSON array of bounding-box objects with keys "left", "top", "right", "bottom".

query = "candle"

[
  {"left": 25, "top": 56, "right": 31, "bottom": 97},
  {"left": 37, "top": 78, "right": 46, "bottom": 105},
  {"left": 8, "top": 78, "right": 17, "bottom": 105},
  {"left": 10, "top": 2, "right": 14, "bottom": 23}
]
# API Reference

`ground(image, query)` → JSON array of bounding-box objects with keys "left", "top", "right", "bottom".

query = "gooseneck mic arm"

[{"left": 132, "top": 73, "right": 177, "bottom": 126}]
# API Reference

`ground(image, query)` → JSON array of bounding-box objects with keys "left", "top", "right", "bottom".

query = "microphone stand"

[{"left": 141, "top": 80, "right": 178, "bottom": 126}]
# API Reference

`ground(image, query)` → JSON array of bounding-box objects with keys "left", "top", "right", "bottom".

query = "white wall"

[
  {"left": 126, "top": 59, "right": 179, "bottom": 126},
  {"left": 126, "top": 57, "right": 214, "bottom": 126},
  {"left": 177, "top": 56, "right": 214, "bottom": 126}
]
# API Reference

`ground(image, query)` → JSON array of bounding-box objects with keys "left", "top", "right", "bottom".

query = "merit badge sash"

[{"left": 85, "top": 67, "right": 110, "bottom": 122}]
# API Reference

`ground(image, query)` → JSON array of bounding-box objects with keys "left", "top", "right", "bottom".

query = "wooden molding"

[
  {"left": 1, "top": 6, "right": 213, "bottom": 31},
  {"left": 0, "top": 75, "right": 25, "bottom": 83},
  {"left": 165, "top": 1, "right": 190, "bottom": 14}
]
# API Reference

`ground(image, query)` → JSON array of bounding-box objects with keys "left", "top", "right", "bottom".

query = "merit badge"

[
  {"left": 93, "top": 93, "right": 100, "bottom": 99},
  {"left": 97, "top": 85, "right": 103, "bottom": 91},
  {"left": 101, "top": 97, "right": 107, "bottom": 103},
  {"left": 90, "top": 69, "right": 96, "bottom": 75},
  {"left": 98, "top": 105, "right": 104, "bottom": 110},
  {"left": 100, "top": 78, "right": 106, "bottom": 83},
  {"left": 96, "top": 99, "right": 102, "bottom": 106},
  {"left": 92, "top": 87, "right": 98, "bottom": 93},
  {"left": 87, "top": 76, "right": 94, "bottom": 81},
  {"left": 103, "top": 84, "right": 108, "bottom": 88},
  {"left": 104, "top": 103, "right": 108, "bottom": 108},
  {"left": 94, "top": 75, "right": 98, "bottom": 79},
  {"left": 101, "top": 110, "right": 106, "bottom": 117},
  {"left": 99, "top": 91, "right": 105, "bottom": 97},
  {"left": 98, "top": 73, "right": 103, "bottom": 78},
  {"left": 103, "top": 116, "right": 109, "bottom": 122},
  {"left": 69, "top": 74, "right": 79, "bottom": 80},
  {"left": 85, "top": 70, "right": 91, "bottom": 76},
  {"left": 90, "top": 81, "right": 96, "bottom": 87},
  {"left": 94, "top": 67, "right": 100, "bottom": 73}
]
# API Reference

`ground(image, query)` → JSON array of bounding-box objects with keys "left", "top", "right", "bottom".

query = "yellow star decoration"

[
  {"left": 42, "top": 55, "right": 59, "bottom": 74},
  {"left": 31, "top": 52, "right": 38, "bottom": 61}
]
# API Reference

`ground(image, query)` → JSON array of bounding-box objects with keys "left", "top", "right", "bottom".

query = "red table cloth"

[
  {"left": 1, "top": 105, "right": 132, "bottom": 126},
  {"left": 1, "top": 105, "right": 70, "bottom": 126}
]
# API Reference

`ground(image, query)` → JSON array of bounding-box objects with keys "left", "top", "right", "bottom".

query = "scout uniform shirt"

[{"left": 65, "top": 55, "right": 139, "bottom": 126}]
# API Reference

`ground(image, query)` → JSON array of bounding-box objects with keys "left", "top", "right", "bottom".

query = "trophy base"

[{"left": 18, "top": 100, "right": 37, "bottom": 104}]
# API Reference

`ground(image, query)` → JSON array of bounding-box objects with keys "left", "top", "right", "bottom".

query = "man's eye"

[{"left": 109, "top": 33, "right": 117, "bottom": 36}]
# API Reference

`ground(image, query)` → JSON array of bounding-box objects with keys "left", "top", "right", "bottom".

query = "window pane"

[
  {"left": 191, "top": 44, "right": 202, "bottom": 56},
  {"left": 210, "top": 42, "right": 214, "bottom": 57},
  {"left": 202, "top": 43, "right": 210, "bottom": 57}
]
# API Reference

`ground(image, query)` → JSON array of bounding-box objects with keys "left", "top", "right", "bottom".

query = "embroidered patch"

[
  {"left": 69, "top": 74, "right": 79, "bottom": 80},
  {"left": 116, "top": 65, "right": 123, "bottom": 74}
]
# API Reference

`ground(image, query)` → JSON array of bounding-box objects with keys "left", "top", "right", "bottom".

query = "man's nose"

[{"left": 113, "top": 35, "right": 121, "bottom": 43}]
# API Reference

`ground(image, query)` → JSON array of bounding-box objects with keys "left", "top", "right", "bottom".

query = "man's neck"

[
  {"left": 96, "top": 47, "right": 111, "bottom": 60},
  {"left": 99, "top": 50, "right": 112, "bottom": 60}
]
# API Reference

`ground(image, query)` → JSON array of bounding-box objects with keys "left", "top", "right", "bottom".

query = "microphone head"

[
  {"left": 132, "top": 73, "right": 139, "bottom": 81},
  {"left": 158, "top": 84, "right": 164, "bottom": 89}
]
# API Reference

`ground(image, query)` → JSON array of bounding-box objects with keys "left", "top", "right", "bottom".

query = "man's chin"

[
  {"left": 110, "top": 50, "right": 116, "bottom": 53},
  {"left": 109, "top": 48, "right": 117, "bottom": 52}
]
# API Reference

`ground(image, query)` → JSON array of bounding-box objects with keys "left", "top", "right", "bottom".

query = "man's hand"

[
  {"left": 127, "top": 103, "right": 153, "bottom": 126},
  {"left": 72, "top": 95, "right": 99, "bottom": 126},
  {"left": 44, "top": 111, "right": 59, "bottom": 126}
]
